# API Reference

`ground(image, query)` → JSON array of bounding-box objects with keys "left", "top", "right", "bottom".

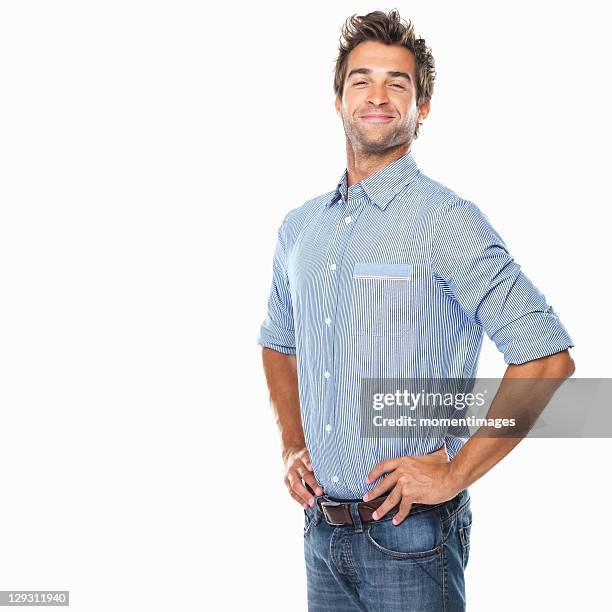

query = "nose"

[{"left": 366, "top": 82, "right": 389, "bottom": 106}]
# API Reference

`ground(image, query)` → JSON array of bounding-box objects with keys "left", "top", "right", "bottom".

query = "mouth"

[{"left": 359, "top": 114, "right": 395, "bottom": 123}]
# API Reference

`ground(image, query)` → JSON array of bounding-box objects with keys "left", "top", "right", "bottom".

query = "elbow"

[
  {"left": 545, "top": 349, "right": 576, "bottom": 378},
  {"left": 566, "top": 352, "right": 576, "bottom": 378},
  {"left": 508, "top": 349, "right": 576, "bottom": 378}
]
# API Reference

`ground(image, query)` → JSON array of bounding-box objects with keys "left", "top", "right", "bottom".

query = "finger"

[
  {"left": 366, "top": 458, "right": 400, "bottom": 484},
  {"left": 285, "top": 476, "right": 310, "bottom": 508},
  {"left": 288, "top": 471, "right": 316, "bottom": 507},
  {"left": 372, "top": 487, "right": 402, "bottom": 521},
  {"left": 288, "top": 488, "right": 310, "bottom": 509},
  {"left": 392, "top": 496, "right": 414, "bottom": 526},
  {"left": 286, "top": 473, "right": 311, "bottom": 506},
  {"left": 435, "top": 443, "right": 450, "bottom": 462},
  {"left": 363, "top": 473, "right": 398, "bottom": 502},
  {"left": 422, "top": 445, "right": 449, "bottom": 463},
  {"left": 299, "top": 469, "right": 324, "bottom": 496}
]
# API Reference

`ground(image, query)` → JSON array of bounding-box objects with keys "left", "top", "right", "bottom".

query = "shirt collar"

[{"left": 326, "top": 150, "right": 420, "bottom": 210}]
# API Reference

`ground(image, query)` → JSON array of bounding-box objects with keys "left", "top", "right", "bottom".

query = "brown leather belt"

[{"left": 317, "top": 494, "right": 442, "bottom": 528}]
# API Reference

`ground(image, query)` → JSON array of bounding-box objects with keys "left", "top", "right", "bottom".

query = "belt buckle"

[{"left": 319, "top": 500, "right": 351, "bottom": 526}]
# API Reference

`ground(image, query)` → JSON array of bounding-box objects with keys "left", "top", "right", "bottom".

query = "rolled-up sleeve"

[
  {"left": 431, "top": 198, "right": 575, "bottom": 365},
  {"left": 257, "top": 219, "right": 296, "bottom": 355}
]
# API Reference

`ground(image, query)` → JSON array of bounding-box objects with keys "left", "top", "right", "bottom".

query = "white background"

[{"left": 0, "top": 1, "right": 610, "bottom": 610}]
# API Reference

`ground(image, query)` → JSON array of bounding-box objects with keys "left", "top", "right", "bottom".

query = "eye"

[
  {"left": 353, "top": 81, "right": 367, "bottom": 86},
  {"left": 389, "top": 83, "right": 405, "bottom": 89}
]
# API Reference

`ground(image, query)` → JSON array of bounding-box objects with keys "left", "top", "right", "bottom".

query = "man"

[{"left": 257, "top": 10, "right": 575, "bottom": 612}]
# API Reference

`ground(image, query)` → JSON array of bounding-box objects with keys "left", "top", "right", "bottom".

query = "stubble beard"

[{"left": 342, "top": 109, "right": 418, "bottom": 155}]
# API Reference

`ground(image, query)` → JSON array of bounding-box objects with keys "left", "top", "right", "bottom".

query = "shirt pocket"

[{"left": 351, "top": 262, "right": 414, "bottom": 336}]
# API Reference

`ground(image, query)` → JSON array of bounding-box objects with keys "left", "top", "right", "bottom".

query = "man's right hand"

[{"left": 282, "top": 446, "right": 324, "bottom": 508}]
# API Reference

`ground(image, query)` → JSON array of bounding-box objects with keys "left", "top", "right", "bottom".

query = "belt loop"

[
  {"left": 313, "top": 496, "right": 322, "bottom": 524},
  {"left": 307, "top": 482, "right": 323, "bottom": 524},
  {"left": 349, "top": 502, "right": 363, "bottom": 533}
]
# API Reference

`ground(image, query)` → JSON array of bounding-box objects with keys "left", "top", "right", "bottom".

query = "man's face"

[{"left": 335, "top": 40, "right": 428, "bottom": 154}]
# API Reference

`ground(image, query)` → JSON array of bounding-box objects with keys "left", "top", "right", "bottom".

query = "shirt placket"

[{"left": 320, "top": 195, "right": 368, "bottom": 492}]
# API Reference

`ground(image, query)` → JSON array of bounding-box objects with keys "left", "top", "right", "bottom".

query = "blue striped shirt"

[{"left": 257, "top": 150, "right": 574, "bottom": 499}]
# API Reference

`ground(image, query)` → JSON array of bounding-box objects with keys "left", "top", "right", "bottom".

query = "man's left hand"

[{"left": 363, "top": 446, "right": 461, "bottom": 525}]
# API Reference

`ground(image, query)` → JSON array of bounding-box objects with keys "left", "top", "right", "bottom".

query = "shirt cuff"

[
  {"left": 490, "top": 309, "right": 575, "bottom": 365},
  {"left": 257, "top": 323, "right": 296, "bottom": 355}
]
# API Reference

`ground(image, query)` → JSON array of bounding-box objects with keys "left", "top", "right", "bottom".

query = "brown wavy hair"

[{"left": 333, "top": 10, "right": 436, "bottom": 139}]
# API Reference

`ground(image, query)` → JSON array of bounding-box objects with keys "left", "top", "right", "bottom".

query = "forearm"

[
  {"left": 261, "top": 347, "right": 305, "bottom": 454},
  {"left": 447, "top": 350, "right": 576, "bottom": 491},
  {"left": 262, "top": 347, "right": 323, "bottom": 504}
]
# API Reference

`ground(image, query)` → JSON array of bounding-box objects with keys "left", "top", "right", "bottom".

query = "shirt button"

[
  {"left": 325, "top": 424, "right": 332, "bottom": 433},
  {"left": 324, "top": 371, "right": 331, "bottom": 379},
  {"left": 332, "top": 475, "right": 340, "bottom": 483},
  {"left": 329, "top": 263, "right": 337, "bottom": 271},
  {"left": 344, "top": 216, "right": 352, "bottom": 224},
  {"left": 324, "top": 317, "right": 332, "bottom": 325}
]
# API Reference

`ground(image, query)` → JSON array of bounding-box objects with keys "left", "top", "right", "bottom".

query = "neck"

[{"left": 345, "top": 141, "right": 410, "bottom": 187}]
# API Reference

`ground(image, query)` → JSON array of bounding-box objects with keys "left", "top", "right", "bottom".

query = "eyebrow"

[{"left": 346, "top": 67, "right": 412, "bottom": 83}]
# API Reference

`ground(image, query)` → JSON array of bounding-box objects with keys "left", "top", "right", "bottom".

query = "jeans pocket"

[
  {"left": 366, "top": 507, "right": 443, "bottom": 560},
  {"left": 458, "top": 505, "right": 473, "bottom": 568},
  {"left": 303, "top": 507, "right": 317, "bottom": 538}
]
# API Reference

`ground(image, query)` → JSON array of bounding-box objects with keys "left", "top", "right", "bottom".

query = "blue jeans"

[{"left": 303, "top": 489, "right": 472, "bottom": 611}]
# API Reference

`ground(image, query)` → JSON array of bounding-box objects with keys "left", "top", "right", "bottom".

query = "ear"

[
  {"left": 334, "top": 94, "right": 341, "bottom": 116},
  {"left": 418, "top": 99, "right": 431, "bottom": 123}
]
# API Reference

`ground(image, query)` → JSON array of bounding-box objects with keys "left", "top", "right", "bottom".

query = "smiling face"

[{"left": 335, "top": 40, "right": 429, "bottom": 154}]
